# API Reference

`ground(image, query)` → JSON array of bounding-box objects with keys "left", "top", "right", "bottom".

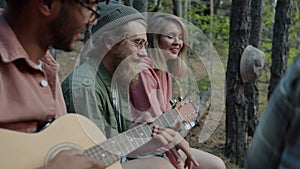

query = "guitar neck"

[{"left": 84, "top": 108, "right": 181, "bottom": 167}]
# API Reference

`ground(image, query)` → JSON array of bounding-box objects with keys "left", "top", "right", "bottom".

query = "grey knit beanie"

[{"left": 91, "top": 0, "right": 145, "bottom": 33}]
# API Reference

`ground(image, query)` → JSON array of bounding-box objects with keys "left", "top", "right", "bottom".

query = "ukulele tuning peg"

[
  {"left": 169, "top": 99, "right": 178, "bottom": 106},
  {"left": 177, "top": 96, "right": 184, "bottom": 101}
]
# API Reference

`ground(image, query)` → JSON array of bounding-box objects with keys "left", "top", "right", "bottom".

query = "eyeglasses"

[
  {"left": 127, "top": 38, "right": 148, "bottom": 50},
  {"left": 76, "top": 0, "right": 101, "bottom": 23},
  {"left": 161, "top": 34, "right": 184, "bottom": 42}
]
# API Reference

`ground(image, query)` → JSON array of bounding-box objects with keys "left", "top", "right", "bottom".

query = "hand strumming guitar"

[
  {"left": 154, "top": 125, "right": 199, "bottom": 169},
  {"left": 129, "top": 111, "right": 199, "bottom": 169}
]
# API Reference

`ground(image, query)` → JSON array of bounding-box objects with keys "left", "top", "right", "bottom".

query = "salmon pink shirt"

[
  {"left": 129, "top": 57, "right": 172, "bottom": 121},
  {"left": 0, "top": 17, "right": 66, "bottom": 133}
]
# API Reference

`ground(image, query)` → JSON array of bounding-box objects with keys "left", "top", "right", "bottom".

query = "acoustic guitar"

[{"left": 0, "top": 99, "right": 199, "bottom": 169}]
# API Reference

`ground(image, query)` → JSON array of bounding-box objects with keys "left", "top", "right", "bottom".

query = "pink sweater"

[{"left": 129, "top": 57, "right": 172, "bottom": 121}]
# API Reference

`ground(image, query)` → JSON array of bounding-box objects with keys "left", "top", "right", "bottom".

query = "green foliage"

[
  {"left": 260, "top": 0, "right": 300, "bottom": 71},
  {"left": 147, "top": 0, "right": 173, "bottom": 12},
  {"left": 289, "top": 8, "right": 300, "bottom": 62},
  {"left": 147, "top": 1, "right": 156, "bottom": 11},
  {"left": 183, "top": 0, "right": 230, "bottom": 73},
  {"left": 186, "top": 2, "right": 230, "bottom": 43},
  {"left": 147, "top": 0, "right": 300, "bottom": 92},
  {"left": 197, "top": 77, "right": 210, "bottom": 92}
]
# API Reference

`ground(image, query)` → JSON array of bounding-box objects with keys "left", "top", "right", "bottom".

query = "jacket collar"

[
  {"left": 0, "top": 16, "right": 58, "bottom": 70},
  {"left": 0, "top": 16, "right": 30, "bottom": 63}
]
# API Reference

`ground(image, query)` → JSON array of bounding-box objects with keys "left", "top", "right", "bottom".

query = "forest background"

[{"left": 54, "top": 0, "right": 300, "bottom": 168}]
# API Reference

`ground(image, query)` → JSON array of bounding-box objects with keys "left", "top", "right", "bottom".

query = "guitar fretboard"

[{"left": 83, "top": 108, "right": 181, "bottom": 167}]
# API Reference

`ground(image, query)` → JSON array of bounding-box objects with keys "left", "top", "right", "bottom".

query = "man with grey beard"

[
  {"left": 61, "top": 1, "right": 199, "bottom": 169},
  {"left": 62, "top": 0, "right": 148, "bottom": 139}
]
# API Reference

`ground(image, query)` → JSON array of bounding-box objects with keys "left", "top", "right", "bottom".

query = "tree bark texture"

[
  {"left": 124, "top": 0, "right": 133, "bottom": 6},
  {"left": 268, "top": 0, "right": 292, "bottom": 99},
  {"left": 249, "top": 0, "right": 264, "bottom": 48},
  {"left": 246, "top": 0, "right": 264, "bottom": 137},
  {"left": 151, "top": 0, "right": 162, "bottom": 12},
  {"left": 172, "top": 0, "right": 182, "bottom": 17},
  {"left": 133, "top": 0, "right": 148, "bottom": 13},
  {"left": 225, "top": 0, "right": 251, "bottom": 167}
]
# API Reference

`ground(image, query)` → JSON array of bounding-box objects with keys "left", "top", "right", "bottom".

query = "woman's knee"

[
  {"left": 211, "top": 156, "right": 226, "bottom": 169},
  {"left": 189, "top": 148, "right": 226, "bottom": 169}
]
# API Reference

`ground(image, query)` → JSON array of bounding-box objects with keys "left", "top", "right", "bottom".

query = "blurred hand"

[
  {"left": 166, "top": 149, "right": 185, "bottom": 169},
  {"left": 129, "top": 111, "right": 199, "bottom": 169},
  {"left": 41, "top": 149, "right": 105, "bottom": 169},
  {"left": 155, "top": 127, "right": 199, "bottom": 169},
  {"left": 168, "top": 139, "right": 199, "bottom": 169}
]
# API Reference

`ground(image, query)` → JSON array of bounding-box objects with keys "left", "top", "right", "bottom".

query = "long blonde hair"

[{"left": 147, "top": 13, "right": 188, "bottom": 77}]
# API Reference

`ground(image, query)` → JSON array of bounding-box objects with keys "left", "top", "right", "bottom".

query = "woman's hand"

[
  {"left": 170, "top": 139, "right": 199, "bottom": 169},
  {"left": 129, "top": 111, "right": 199, "bottom": 169},
  {"left": 155, "top": 127, "right": 199, "bottom": 169}
]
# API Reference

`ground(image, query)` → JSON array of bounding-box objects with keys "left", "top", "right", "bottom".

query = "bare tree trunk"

[
  {"left": 225, "top": 0, "right": 251, "bottom": 167},
  {"left": 151, "top": 0, "right": 162, "bottom": 12},
  {"left": 295, "top": 0, "right": 300, "bottom": 49},
  {"left": 268, "top": 0, "right": 292, "bottom": 99},
  {"left": 209, "top": 0, "right": 214, "bottom": 40},
  {"left": 124, "top": 0, "right": 133, "bottom": 6},
  {"left": 246, "top": 0, "right": 264, "bottom": 137},
  {"left": 249, "top": 0, "right": 264, "bottom": 48},
  {"left": 183, "top": 0, "right": 188, "bottom": 20},
  {"left": 213, "top": 0, "right": 220, "bottom": 14},
  {"left": 133, "top": 0, "right": 148, "bottom": 13},
  {"left": 172, "top": 0, "right": 182, "bottom": 17}
]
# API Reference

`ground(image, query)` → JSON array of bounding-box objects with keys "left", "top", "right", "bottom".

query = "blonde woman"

[{"left": 129, "top": 13, "right": 226, "bottom": 169}]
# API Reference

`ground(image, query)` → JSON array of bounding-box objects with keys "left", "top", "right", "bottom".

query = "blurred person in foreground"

[
  {"left": 0, "top": 0, "right": 106, "bottom": 168},
  {"left": 245, "top": 54, "right": 300, "bottom": 169}
]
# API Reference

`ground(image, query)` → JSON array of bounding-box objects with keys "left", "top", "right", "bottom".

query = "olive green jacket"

[{"left": 61, "top": 58, "right": 131, "bottom": 138}]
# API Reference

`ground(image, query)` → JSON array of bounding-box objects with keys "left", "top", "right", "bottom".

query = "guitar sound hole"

[{"left": 44, "top": 142, "right": 83, "bottom": 165}]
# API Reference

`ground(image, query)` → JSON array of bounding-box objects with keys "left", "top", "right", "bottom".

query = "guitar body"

[{"left": 0, "top": 114, "right": 122, "bottom": 169}]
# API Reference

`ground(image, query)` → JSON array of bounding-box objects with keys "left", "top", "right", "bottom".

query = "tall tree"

[
  {"left": 183, "top": 0, "right": 189, "bottom": 20},
  {"left": 124, "top": 0, "right": 147, "bottom": 19},
  {"left": 268, "top": 0, "right": 292, "bottom": 98},
  {"left": 124, "top": 0, "right": 133, "bottom": 6},
  {"left": 151, "top": 0, "right": 162, "bottom": 12},
  {"left": 246, "top": 0, "right": 264, "bottom": 137},
  {"left": 213, "top": 0, "right": 221, "bottom": 14},
  {"left": 133, "top": 0, "right": 148, "bottom": 13},
  {"left": 249, "top": 0, "right": 264, "bottom": 48},
  {"left": 225, "top": 0, "right": 251, "bottom": 167},
  {"left": 294, "top": 0, "right": 300, "bottom": 51},
  {"left": 172, "top": 0, "right": 182, "bottom": 17}
]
